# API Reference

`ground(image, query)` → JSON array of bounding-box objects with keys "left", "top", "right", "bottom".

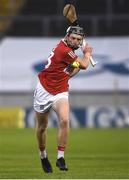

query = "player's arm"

[{"left": 72, "top": 44, "right": 93, "bottom": 70}]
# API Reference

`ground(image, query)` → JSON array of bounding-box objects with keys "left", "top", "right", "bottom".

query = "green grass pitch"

[{"left": 0, "top": 128, "right": 128, "bottom": 179}]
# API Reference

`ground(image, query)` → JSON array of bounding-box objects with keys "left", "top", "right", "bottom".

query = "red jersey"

[{"left": 38, "top": 39, "right": 78, "bottom": 95}]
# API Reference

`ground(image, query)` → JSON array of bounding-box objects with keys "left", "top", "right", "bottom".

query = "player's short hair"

[{"left": 66, "top": 26, "right": 85, "bottom": 37}]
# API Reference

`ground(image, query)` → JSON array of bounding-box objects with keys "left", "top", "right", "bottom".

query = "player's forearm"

[
  {"left": 75, "top": 53, "right": 90, "bottom": 70},
  {"left": 79, "top": 43, "right": 93, "bottom": 69},
  {"left": 81, "top": 53, "right": 90, "bottom": 69}
]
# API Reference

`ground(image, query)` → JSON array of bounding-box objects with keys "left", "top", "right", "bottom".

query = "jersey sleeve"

[{"left": 63, "top": 49, "right": 78, "bottom": 64}]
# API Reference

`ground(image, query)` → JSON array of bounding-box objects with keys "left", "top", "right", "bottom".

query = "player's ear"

[
  {"left": 79, "top": 37, "right": 84, "bottom": 47},
  {"left": 80, "top": 35, "right": 86, "bottom": 47}
]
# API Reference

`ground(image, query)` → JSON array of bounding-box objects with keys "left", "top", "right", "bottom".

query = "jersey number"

[{"left": 45, "top": 51, "right": 54, "bottom": 69}]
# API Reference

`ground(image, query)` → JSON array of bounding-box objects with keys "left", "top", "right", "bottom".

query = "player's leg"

[
  {"left": 36, "top": 111, "right": 48, "bottom": 157},
  {"left": 35, "top": 111, "right": 53, "bottom": 173},
  {"left": 34, "top": 80, "right": 54, "bottom": 172},
  {"left": 53, "top": 98, "right": 69, "bottom": 171}
]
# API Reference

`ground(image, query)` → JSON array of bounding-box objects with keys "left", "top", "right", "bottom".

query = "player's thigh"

[
  {"left": 35, "top": 111, "right": 49, "bottom": 128},
  {"left": 53, "top": 99, "right": 70, "bottom": 122}
]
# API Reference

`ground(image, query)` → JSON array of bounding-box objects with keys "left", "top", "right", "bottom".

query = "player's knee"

[
  {"left": 37, "top": 124, "right": 47, "bottom": 133},
  {"left": 60, "top": 117, "right": 69, "bottom": 128}
]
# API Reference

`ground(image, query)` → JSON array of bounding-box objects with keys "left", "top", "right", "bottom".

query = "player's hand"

[{"left": 82, "top": 44, "right": 93, "bottom": 55}]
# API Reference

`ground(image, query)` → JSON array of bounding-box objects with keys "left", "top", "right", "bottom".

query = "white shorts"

[{"left": 34, "top": 80, "right": 68, "bottom": 113}]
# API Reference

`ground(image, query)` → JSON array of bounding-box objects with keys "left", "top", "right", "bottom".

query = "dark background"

[{"left": 0, "top": 0, "right": 129, "bottom": 37}]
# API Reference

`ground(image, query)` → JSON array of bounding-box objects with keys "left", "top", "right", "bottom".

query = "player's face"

[{"left": 66, "top": 33, "right": 83, "bottom": 50}]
